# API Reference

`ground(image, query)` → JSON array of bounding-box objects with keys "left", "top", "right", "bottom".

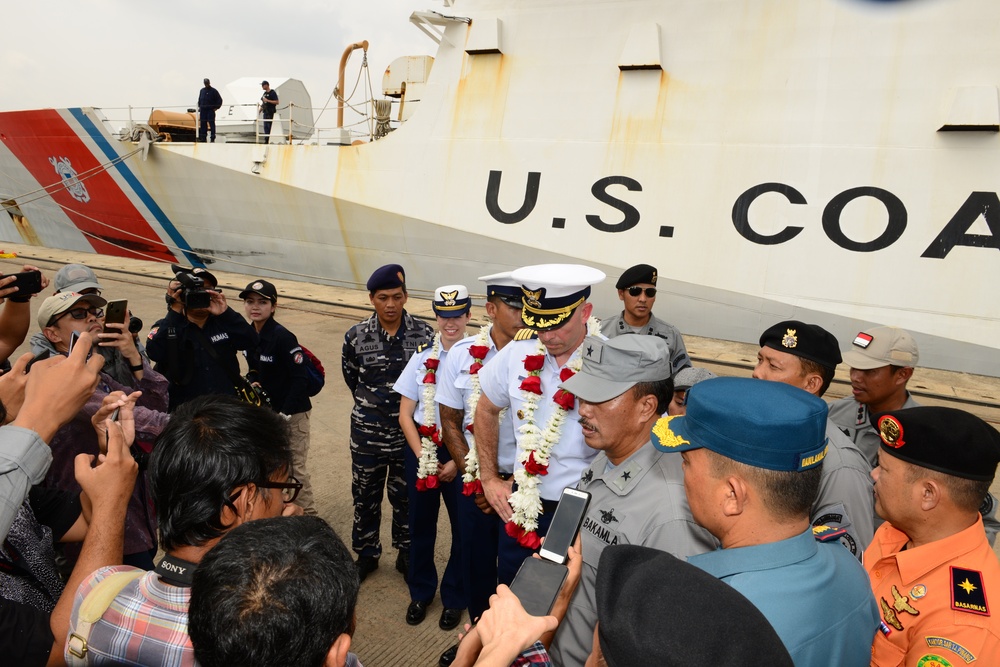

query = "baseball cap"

[
  {"left": 54, "top": 264, "right": 101, "bottom": 294},
  {"left": 651, "top": 377, "right": 828, "bottom": 472},
  {"left": 239, "top": 279, "right": 278, "bottom": 302},
  {"left": 672, "top": 367, "right": 717, "bottom": 391},
  {"left": 171, "top": 264, "right": 218, "bottom": 288},
  {"left": 875, "top": 407, "right": 1000, "bottom": 482},
  {"left": 560, "top": 336, "right": 671, "bottom": 403},
  {"left": 511, "top": 264, "right": 605, "bottom": 332},
  {"left": 842, "top": 326, "right": 919, "bottom": 370},
  {"left": 38, "top": 292, "right": 108, "bottom": 329}
]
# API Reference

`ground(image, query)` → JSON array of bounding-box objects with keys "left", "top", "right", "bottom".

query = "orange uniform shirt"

[{"left": 865, "top": 516, "right": 1000, "bottom": 666}]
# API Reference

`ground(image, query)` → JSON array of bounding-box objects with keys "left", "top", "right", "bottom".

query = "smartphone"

[
  {"left": 538, "top": 488, "right": 591, "bottom": 564},
  {"left": 68, "top": 331, "right": 93, "bottom": 360},
  {"left": 25, "top": 349, "right": 51, "bottom": 372},
  {"left": 0, "top": 270, "right": 42, "bottom": 297},
  {"left": 110, "top": 406, "right": 121, "bottom": 422},
  {"left": 509, "top": 557, "right": 569, "bottom": 617},
  {"left": 103, "top": 299, "right": 128, "bottom": 333}
]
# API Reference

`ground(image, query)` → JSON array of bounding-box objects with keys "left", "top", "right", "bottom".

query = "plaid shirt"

[
  {"left": 512, "top": 642, "right": 552, "bottom": 666},
  {"left": 66, "top": 565, "right": 195, "bottom": 666}
]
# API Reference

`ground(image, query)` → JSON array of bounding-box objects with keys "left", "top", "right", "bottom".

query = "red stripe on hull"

[{"left": 0, "top": 109, "right": 177, "bottom": 262}]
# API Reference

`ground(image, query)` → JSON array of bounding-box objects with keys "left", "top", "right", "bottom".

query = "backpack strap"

[{"left": 65, "top": 570, "right": 144, "bottom": 665}]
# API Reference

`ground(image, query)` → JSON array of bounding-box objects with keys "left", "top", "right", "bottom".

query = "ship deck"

[{"left": 3, "top": 242, "right": 997, "bottom": 667}]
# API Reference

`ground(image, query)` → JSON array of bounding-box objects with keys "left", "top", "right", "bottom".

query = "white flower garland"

[
  {"left": 508, "top": 317, "right": 601, "bottom": 543},
  {"left": 416, "top": 333, "right": 442, "bottom": 487},
  {"left": 462, "top": 324, "right": 493, "bottom": 489}
]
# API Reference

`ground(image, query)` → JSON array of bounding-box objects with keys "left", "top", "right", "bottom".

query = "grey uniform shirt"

[
  {"left": 828, "top": 393, "right": 920, "bottom": 468},
  {"left": 548, "top": 441, "right": 716, "bottom": 667},
  {"left": 599, "top": 312, "right": 691, "bottom": 377},
  {"left": 829, "top": 394, "right": 1000, "bottom": 546},
  {"left": 812, "top": 422, "right": 874, "bottom": 557}
]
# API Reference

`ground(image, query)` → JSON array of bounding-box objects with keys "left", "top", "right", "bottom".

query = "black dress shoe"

[
  {"left": 406, "top": 599, "right": 430, "bottom": 625},
  {"left": 396, "top": 549, "right": 410, "bottom": 581},
  {"left": 355, "top": 556, "right": 378, "bottom": 583},
  {"left": 439, "top": 607, "right": 463, "bottom": 630},
  {"left": 439, "top": 644, "right": 458, "bottom": 667}
]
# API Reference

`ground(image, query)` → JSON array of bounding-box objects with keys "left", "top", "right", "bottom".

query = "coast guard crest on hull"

[{"left": 49, "top": 156, "right": 89, "bottom": 203}]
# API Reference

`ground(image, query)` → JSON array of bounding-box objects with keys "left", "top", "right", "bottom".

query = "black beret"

[
  {"left": 615, "top": 263, "right": 657, "bottom": 289},
  {"left": 366, "top": 264, "right": 406, "bottom": 292},
  {"left": 876, "top": 407, "right": 1000, "bottom": 481},
  {"left": 596, "top": 545, "right": 793, "bottom": 667},
  {"left": 760, "top": 320, "right": 842, "bottom": 369}
]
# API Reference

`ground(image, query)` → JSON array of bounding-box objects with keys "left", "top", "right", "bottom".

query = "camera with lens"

[
  {"left": 174, "top": 271, "right": 212, "bottom": 310},
  {"left": 128, "top": 315, "right": 143, "bottom": 335}
]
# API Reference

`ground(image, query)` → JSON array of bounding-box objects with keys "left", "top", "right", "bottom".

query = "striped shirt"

[{"left": 66, "top": 565, "right": 195, "bottom": 666}]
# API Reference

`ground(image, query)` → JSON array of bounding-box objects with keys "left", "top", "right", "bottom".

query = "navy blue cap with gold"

[
  {"left": 366, "top": 264, "right": 406, "bottom": 292},
  {"left": 759, "top": 320, "right": 843, "bottom": 370},
  {"left": 876, "top": 407, "right": 1000, "bottom": 482},
  {"left": 651, "top": 377, "right": 829, "bottom": 472},
  {"left": 510, "top": 264, "right": 605, "bottom": 332}
]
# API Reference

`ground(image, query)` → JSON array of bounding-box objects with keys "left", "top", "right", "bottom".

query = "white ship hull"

[{"left": 1, "top": 0, "right": 998, "bottom": 375}]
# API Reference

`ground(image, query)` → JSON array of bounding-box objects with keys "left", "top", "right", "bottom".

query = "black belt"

[
  {"left": 541, "top": 498, "right": 559, "bottom": 514},
  {"left": 498, "top": 472, "right": 512, "bottom": 481}
]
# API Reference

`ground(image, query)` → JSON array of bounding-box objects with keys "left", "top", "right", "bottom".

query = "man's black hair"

[
  {"left": 631, "top": 377, "right": 674, "bottom": 416},
  {"left": 149, "top": 395, "right": 291, "bottom": 551},
  {"left": 189, "top": 516, "right": 359, "bottom": 667}
]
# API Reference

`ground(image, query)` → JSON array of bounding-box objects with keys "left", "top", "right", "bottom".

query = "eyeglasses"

[
  {"left": 627, "top": 286, "right": 656, "bottom": 298},
  {"left": 57, "top": 307, "right": 104, "bottom": 323},
  {"left": 228, "top": 476, "right": 302, "bottom": 506}
]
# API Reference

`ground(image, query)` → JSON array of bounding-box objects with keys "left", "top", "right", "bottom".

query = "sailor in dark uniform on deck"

[
  {"left": 342, "top": 264, "right": 434, "bottom": 582},
  {"left": 600, "top": 263, "right": 691, "bottom": 377}
]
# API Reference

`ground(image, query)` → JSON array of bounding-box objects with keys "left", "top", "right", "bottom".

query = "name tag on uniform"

[{"left": 210, "top": 333, "right": 229, "bottom": 343}]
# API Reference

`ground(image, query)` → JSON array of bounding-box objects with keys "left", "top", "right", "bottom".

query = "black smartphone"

[
  {"left": 103, "top": 299, "right": 128, "bottom": 333},
  {"left": 538, "top": 488, "right": 591, "bottom": 564},
  {"left": 0, "top": 270, "right": 42, "bottom": 297},
  {"left": 68, "top": 331, "right": 93, "bottom": 360},
  {"left": 25, "top": 349, "right": 51, "bottom": 372},
  {"left": 509, "top": 557, "right": 569, "bottom": 617}
]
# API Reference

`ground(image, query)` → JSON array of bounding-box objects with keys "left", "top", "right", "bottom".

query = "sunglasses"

[
  {"left": 627, "top": 286, "right": 657, "bottom": 298},
  {"left": 227, "top": 476, "right": 302, "bottom": 506},
  {"left": 56, "top": 307, "right": 104, "bottom": 323}
]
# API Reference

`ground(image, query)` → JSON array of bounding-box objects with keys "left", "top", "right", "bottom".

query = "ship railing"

[{"left": 91, "top": 100, "right": 411, "bottom": 145}]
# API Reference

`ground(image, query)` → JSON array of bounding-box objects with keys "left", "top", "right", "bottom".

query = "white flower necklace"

[
  {"left": 461, "top": 324, "right": 492, "bottom": 495},
  {"left": 506, "top": 317, "right": 601, "bottom": 548},
  {"left": 415, "top": 333, "right": 442, "bottom": 491}
]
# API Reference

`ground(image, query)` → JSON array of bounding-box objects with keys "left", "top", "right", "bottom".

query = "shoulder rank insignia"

[
  {"left": 416, "top": 342, "right": 429, "bottom": 353},
  {"left": 951, "top": 567, "right": 990, "bottom": 616},
  {"left": 812, "top": 524, "right": 847, "bottom": 543},
  {"left": 513, "top": 328, "right": 539, "bottom": 341}
]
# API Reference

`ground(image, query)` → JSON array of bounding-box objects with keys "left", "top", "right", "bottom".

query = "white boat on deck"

[{"left": 0, "top": 0, "right": 997, "bottom": 375}]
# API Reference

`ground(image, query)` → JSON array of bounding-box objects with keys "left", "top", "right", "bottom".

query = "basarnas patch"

[{"left": 951, "top": 566, "right": 990, "bottom": 616}]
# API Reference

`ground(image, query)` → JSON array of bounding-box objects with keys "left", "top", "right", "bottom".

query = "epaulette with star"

[
  {"left": 812, "top": 524, "right": 848, "bottom": 543},
  {"left": 514, "top": 328, "right": 538, "bottom": 341}
]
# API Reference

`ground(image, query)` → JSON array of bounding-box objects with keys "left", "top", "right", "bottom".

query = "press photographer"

[{"left": 146, "top": 265, "right": 257, "bottom": 411}]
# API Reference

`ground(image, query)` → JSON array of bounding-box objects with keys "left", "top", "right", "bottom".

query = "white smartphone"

[{"left": 537, "top": 487, "right": 591, "bottom": 564}]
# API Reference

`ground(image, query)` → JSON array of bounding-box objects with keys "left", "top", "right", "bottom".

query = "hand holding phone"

[
  {"left": 103, "top": 299, "right": 128, "bottom": 334},
  {"left": 538, "top": 488, "right": 590, "bottom": 564},
  {"left": 0, "top": 270, "right": 43, "bottom": 299}
]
